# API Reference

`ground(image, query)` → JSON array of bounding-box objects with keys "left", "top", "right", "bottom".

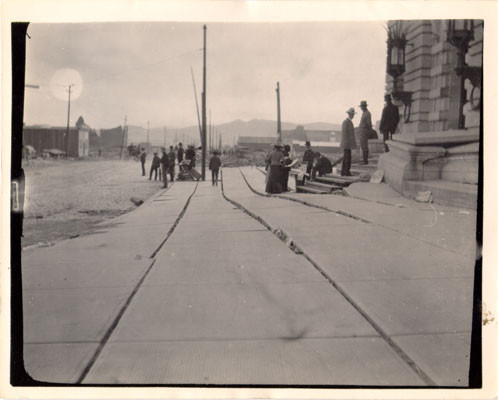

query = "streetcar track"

[
  {"left": 77, "top": 182, "right": 199, "bottom": 383},
  {"left": 220, "top": 169, "right": 436, "bottom": 386}
]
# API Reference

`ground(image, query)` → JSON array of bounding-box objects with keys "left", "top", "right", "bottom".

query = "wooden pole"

[
  {"left": 276, "top": 81, "right": 281, "bottom": 143},
  {"left": 201, "top": 25, "right": 207, "bottom": 180},
  {"left": 119, "top": 115, "right": 127, "bottom": 159},
  {"left": 65, "top": 84, "right": 73, "bottom": 157},
  {"left": 190, "top": 67, "right": 203, "bottom": 143}
]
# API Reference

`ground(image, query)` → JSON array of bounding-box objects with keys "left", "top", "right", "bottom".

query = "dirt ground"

[{"left": 21, "top": 158, "right": 164, "bottom": 248}]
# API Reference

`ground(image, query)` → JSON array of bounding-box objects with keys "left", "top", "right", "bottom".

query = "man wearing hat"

[
  {"left": 358, "top": 100, "right": 372, "bottom": 165},
  {"left": 302, "top": 140, "right": 314, "bottom": 176},
  {"left": 340, "top": 107, "right": 357, "bottom": 176},
  {"left": 379, "top": 94, "right": 400, "bottom": 152},
  {"left": 209, "top": 150, "right": 222, "bottom": 186}
]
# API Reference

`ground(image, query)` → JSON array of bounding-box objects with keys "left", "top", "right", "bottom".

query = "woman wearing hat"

[
  {"left": 265, "top": 143, "right": 284, "bottom": 194},
  {"left": 340, "top": 107, "right": 357, "bottom": 176}
]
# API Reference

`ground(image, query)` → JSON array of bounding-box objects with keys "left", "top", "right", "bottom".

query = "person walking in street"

[
  {"left": 340, "top": 107, "right": 357, "bottom": 176},
  {"left": 160, "top": 148, "right": 168, "bottom": 188},
  {"left": 379, "top": 94, "right": 400, "bottom": 152},
  {"left": 311, "top": 152, "right": 333, "bottom": 180},
  {"left": 281, "top": 144, "right": 292, "bottom": 191},
  {"left": 167, "top": 146, "right": 176, "bottom": 182},
  {"left": 303, "top": 141, "right": 314, "bottom": 176},
  {"left": 140, "top": 148, "right": 147, "bottom": 176},
  {"left": 209, "top": 150, "right": 222, "bottom": 186},
  {"left": 265, "top": 143, "right": 284, "bottom": 194},
  {"left": 358, "top": 100, "right": 372, "bottom": 165},
  {"left": 149, "top": 152, "right": 160, "bottom": 181},
  {"left": 177, "top": 142, "right": 184, "bottom": 164}
]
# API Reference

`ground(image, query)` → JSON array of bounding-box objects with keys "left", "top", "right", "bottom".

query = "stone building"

[{"left": 379, "top": 20, "right": 482, "bottom": 209}]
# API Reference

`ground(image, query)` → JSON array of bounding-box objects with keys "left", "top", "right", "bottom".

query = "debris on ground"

[
  {"left": 370, "top": 170, "right": 384, "bottom": 184},
  {"left": 415, "top": 191, "right": 433, "bottom": 203},
  {"left": 130, "top": 197, "right": 144, "bottom": 206}
]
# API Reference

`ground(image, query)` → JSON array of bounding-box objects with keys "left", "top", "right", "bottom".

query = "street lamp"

[
  {"left": 386, "top": 22, "right": 413, "bottom": 123},
  {"left": 446, "top": 19, "right": 482, "bottom": 125}
]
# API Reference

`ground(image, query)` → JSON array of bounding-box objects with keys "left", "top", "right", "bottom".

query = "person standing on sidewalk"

[
  {"left": 379, "top": 94, "right": 400, "bottom": 152},
  {"left": 177, "top": 142, "right": 184, "bottom": 164},
  {"left": 265, "top": 143, "right": 284, "bottom": 194},
  {"left": 209, "top": 150, "right": 222, "bottom": 186},
  {"left": 140, "top": 148, "right": 147, "bottom": 176},
  {"left": 281, "top": 144, "right": 292, "bottom": 192},
  {"left": 149, "top": 152, "right": 160, "bottom": 181},
  {"left": 167, "top": 146, "right": 176, "bottom": 182},
  {"left": 358, "top": 100, "right": 372, "bottom": 165},
  {"left": 302, "top": 141, "right": 314, "bottom": 176},
  {"left": 340, "top": 107, "right": 357, "bottom": 176},
  {"left": 160, "top": 148, "right": 168, "bottom": 188}
]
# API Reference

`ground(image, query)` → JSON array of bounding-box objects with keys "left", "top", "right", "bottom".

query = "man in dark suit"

[
  {"left": 140, "top": 148, "right": 147, "bottom": 176},
  {"left": 379, "top": 94, "right": 400, "bottom": 152},
  {"left": 340, "top": 107, "right": 357, "bottom": 176},
  {"left": 358, "top": 100, "right": 372, "bottom": 165},
  {"left": 302, "top": 141, "right": 314, "bottom": 175},
  {"left": 311, "top": 152, "right": 333, "bottom": 180}
]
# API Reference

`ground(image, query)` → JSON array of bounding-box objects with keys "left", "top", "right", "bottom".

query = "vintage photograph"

[{"left": 9, "top": 16, "right": 482, "bottom": 389}]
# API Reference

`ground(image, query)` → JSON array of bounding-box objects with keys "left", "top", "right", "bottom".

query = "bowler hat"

[
  {"left": 384, "top": 94, "right": 392, "bottom": 100},
  {"left": 305, "top": 140, "right": 311, "bottom": 146},
  {"left": 359, "top": 100, "right": 368, "bottom": 107},
  {"left": 346, "top": 107, "right": 356, "bottom": 114}
]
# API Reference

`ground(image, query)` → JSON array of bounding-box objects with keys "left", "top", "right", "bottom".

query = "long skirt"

[{"left": 266, "top": 165, "right": 283, "bottom": 194}]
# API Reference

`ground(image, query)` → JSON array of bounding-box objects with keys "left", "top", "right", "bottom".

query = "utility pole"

[
  {"left": 65, "top": 84, "right": 74, "bottom": 157},
  {"left": 120, "top": 115, "right": 127, "bottom": 159},
  {"left": 276, "top": 81, "right": 281, "bottom": 143},
  {"left": 209, "top": 110, "right": 212, "bottom": 154},
  {"left": 201, "top": 25, "right": 207, "bottom": 180}
]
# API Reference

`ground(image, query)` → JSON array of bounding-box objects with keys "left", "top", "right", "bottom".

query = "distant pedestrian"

[
  {"left": 281, "top": 144, "right": 292, "bottom": 191},
  {"left": 358, "top": 100, "right": 372, "bottom": 165},
  {"left": 140, "top": 148, "right": 147, "bottom": 176},
  {"left": 311, "top": 152, "right": 332, "bottom": 180},
  {"left": 209, "top": 151, "right": 222, "bottom": 186},
  {"left": 303, "top": 141, "right": 314, "bottom": 176},
  {"left": 177, "top": 142, "right": 184, "bottom": 164},
  {"left": 340, "top": 107, "right": 357, "bottom": 176},
  {"left": 379, "top": 94, "right": 400, "bottom": 152},
  {"left": 160, "top": 148, "right": 168, "bottom": 188},
  {"left": 168, "top": 146, "right": 176, "bottom": 182},
  {"left": 185, "top": 145, "right": 195, "bottom": 169},
  {"left": 98, "top": 148, "right": 101, "bottom": 157},
  {"left": 265, "top": 143, "right": 284, "bottom": 194},
  {"left": 149, "top": 152, "right": 160, "bottom": 180}
]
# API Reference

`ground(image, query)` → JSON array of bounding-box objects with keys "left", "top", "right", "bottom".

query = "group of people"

[
  {"left": 265, "top": 144, "right": 293, "bottom": 194},
  {"left": 340, "top": 95, "right": 400, "bottom": 176},
  {"left": 139, "top": 142, "right": 191, "bottom": 188},
  {"left": 139, "top": 142, "right": 222, "bottom": 187}
]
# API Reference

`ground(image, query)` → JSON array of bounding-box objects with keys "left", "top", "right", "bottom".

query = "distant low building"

[
  {"left": 100, "top": 125, "right": 127, "bottom": 151},
  {"left": 282, "top": 125, "right": 336, "bottom": 143},
  {"left": 23, "top": 115, "right": 90, "bottom": 158},
  {"left": 237, "top": 136, "right": 275, "bottom": 151}
]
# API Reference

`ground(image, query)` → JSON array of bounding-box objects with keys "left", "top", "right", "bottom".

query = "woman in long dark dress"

[
  {"left": 281, "top": 144, "right": 292, "bottom": 192},
  {"left": 265, "top": 144, "right": 284, "bottom": 194}
]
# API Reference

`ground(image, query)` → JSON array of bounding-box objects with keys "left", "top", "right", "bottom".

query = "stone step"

[
  {"left": 405, "top": 179, "right": 478, "bottom": 210},
  {"left": 296, "top": 185, "right": 329, "bottom": 194},
  {"left": 316, "top": 174, "right": 361, "bottom": 186},
  {"left": 305, "top": 181, "right": 342, "bottom": 193}
]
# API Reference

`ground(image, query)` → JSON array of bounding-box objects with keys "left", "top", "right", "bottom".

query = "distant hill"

[{"left": 127, "top": 119, "right": 342, "bottom": 147}]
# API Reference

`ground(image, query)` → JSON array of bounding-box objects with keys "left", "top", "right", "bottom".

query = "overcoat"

[
  {"left": 379, "top": 103, "right": 400, "bottom": 133},
  {"left": 340, "top": 118, "right": 357, "bottom": 150}
]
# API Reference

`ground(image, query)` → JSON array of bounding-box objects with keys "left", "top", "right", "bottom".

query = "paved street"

[{"left": 21, "top": 167, "right": 477, "bottom": 386}]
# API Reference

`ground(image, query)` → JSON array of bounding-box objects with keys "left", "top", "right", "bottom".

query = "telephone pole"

[
  {"left": 201, "top": 25, "right": 207, "bottom": 180},
  {"left": 65, "top": 84, "right": 74, "bottom": 157},
  {"left": 276, "top": 81, "right": 281, "bottom": 143},
  {"left": 120, "top": 115, "right": 127, "bottom": 159}
]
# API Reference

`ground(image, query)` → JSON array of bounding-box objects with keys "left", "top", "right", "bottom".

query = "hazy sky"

[{"left": 24, "top": 21, "right": 388, "bottom": 130}]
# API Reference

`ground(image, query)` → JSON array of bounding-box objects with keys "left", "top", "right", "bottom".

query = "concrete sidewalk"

[
  {"left": 223, "top": 167, "right": 477, "bottom": 386},
  {"left": 20, "top": 168, "right": 476, "bottom": 386}
]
